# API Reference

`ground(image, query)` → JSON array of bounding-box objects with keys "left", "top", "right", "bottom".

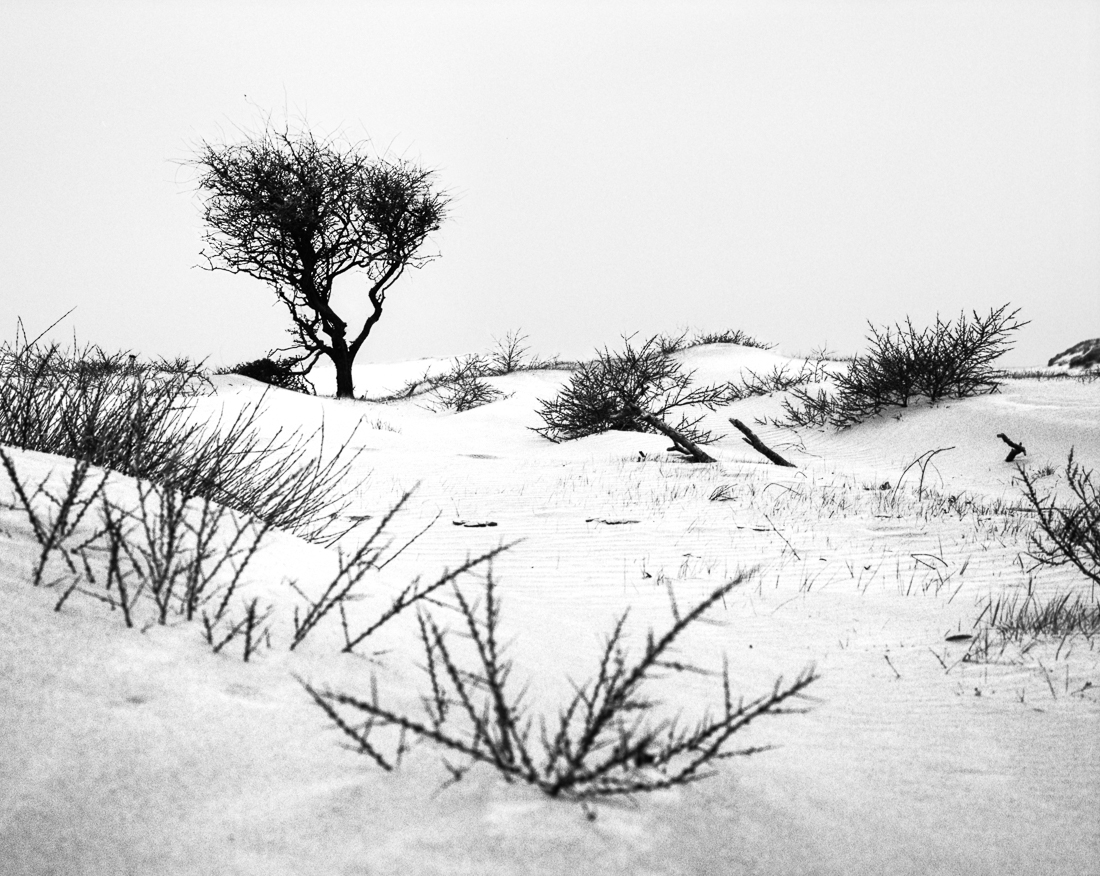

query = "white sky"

[{"left": 1, "top": 0, "right": 1098, "bottom": 368}]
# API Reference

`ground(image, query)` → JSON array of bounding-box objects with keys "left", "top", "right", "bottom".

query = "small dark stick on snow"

[
  {"left": 996, "top": 433, "right": 1026, "bottom": 463},
  {"left": 729, "top": 419, "right": 796, "bottom": 468}
]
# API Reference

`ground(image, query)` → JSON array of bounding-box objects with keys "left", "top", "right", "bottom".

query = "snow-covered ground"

[{"left": 2, "top": 344, "right": 1098, "bottom": 875}]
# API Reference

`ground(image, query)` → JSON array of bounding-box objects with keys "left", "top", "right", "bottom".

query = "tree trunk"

[{"left": 329, "top": 345, "right": 356, "bottom": 399}]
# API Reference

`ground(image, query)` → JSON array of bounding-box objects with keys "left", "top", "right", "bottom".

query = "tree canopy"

[{"left": 192, "top": 123, "right": 448, "bottom": 398}]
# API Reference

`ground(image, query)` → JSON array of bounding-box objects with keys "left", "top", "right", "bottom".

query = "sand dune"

[{"left": 2, "top": 344, "right": 1098, "bottom": 875}]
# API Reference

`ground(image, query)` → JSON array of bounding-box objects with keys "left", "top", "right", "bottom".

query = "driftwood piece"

[
  {"left": 624, "top": 404, "right": 716, "bottom": 463},
  {"left": 996, "top": 432, "right": 1026, "bottom": 463},
  {"left": 728, "top": 419, "right": 796, "bottom": 467}
]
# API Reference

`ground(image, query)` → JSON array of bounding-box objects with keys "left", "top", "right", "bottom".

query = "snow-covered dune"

[{"left": 2, "top": 344, "right": 1098, "bottom": 875}]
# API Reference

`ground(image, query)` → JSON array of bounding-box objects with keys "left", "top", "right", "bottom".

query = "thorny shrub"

[
  {"left": 1019, "top": 450, "right": 1100, "bottom": 586},
  {"left": 533, "top": 335, "right": 741, "bottom": 444},
  {"left": 0, "top": 333, "right": 365, "bottom": 542},
  {"left": 778, "top": 305, "right": 1027, "bottom": 428},
  {"left": 303, "top": 570, "right": 817, "bottom": 800}
]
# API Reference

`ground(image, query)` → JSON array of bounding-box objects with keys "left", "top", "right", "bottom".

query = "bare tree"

[{"left": 190, "top": 121, "right": 449, "bottom": 398}]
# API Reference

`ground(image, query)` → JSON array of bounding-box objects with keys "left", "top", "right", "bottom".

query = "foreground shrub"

[
  {"left": 533, "top": 335, "right": 740, "bottom": 444},
  {"left": 0, "top": 334, "right": 364, "bottom": 542},
  {"left": 303, "top": 571, "right": 817, "bottom": 799},
  {"left": 0, "top": 337, "right": 208, "bottom": 468},
  {"left": 1, "top": 456, "right": 482, "bottom": 660},
  {"left": 780, "top": 305, "right": 1027, "bottom": 428},
  {"left": 0, "top": 447, "right": 274, "bottom": 656},
  {"left": 218, "top": 357, "right": 314, "bottom": 394},
  {"left": 1019, "top": 451, "right": 1100, "bottom": 586}
]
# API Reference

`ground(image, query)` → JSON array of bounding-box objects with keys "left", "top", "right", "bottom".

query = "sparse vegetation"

[
  {"left": 691, "top": 328, "right": 773, "bottom": 349},
  {"left": 4, "top": 315, "right": 1096, "bottom": 832},
  {"left": 972, "top": 578, "right": 1100, "bottom": 643},
  {"left": 1003, "top": 368, "right": 1099, "bottom": 383},
  {"left": 658, "top": 328, "right": 774, "bottom": 354},
  {"left": 0, "top": 332, "right": 366, "bottom": 542},
  {"left": 369, "top": 331, "right": 573, "bottom": 406}
]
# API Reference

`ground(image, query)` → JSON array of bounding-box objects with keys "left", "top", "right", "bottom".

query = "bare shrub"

[
  {"left": 657, "top": 328, "right": 772, "bottom": 355},
  {"left": 217, "top": 357, "right": 314, "bottom": 394},
  {"left": 1, "top": 451, "right": 460, "bottom": 662},
  {"left": 657, "top": 329, "right": 690, "bottom": 356},
  {"left": 1019, "top": 451, "right": 1100, "bottom": 586},
  {"left": 0, "top": 449, "right": 107, "bottom": 587},
  {"left": 688, "top": 329, "right": 773, "bottom": 350},
  {"left": 533, "top": 335, "right": 739, "bottom": 444},
  {"left": 739, "top": 359, "right": 830, "bottom": 397},
  {"left": 487, "top": 330, "right": 531, "bottom": 374},
  {"left": 780, "top": 305, "right": 1027, "bottom": 428},
  {"left": 430, "top": 376, "right": 504, "bottom": 412},
  {"left": 372, "top": 355, "right": 504, "bottom": 411},
  {"left": 1, "top": 451, "right": 272, "bottom": 654},
  {"left": 302, "top": 570, "right": 817, "bottom": 799},
  {"left": 0, "top": 333, "right": 367, "bottom": 543},
  {"left": 428, "top": 356, "right": 504, "bottom": 411}
]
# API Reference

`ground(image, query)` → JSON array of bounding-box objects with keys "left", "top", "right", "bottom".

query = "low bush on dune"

[
  {"left": 218, "top": 356, "right": 314, "bottom": 394},
  {"left": 0, "top": 332, "right": 364, "bottom": 542},
  {"left": 371, "top": 331, "right": 573, "bottom": 408},
  {"left": 533, "top": 335, "right": 742, "bottom": 444},
  {"left": 532, "top": 334, "right": 823, "bottom": 448},
  {"left": 657, "top": 328, "right": 773, "bottom": 355},
  {"left": 778, "top": 304, "right": 1027, "bottom": 428},
  {"left": 425, "top": 355, "right": 506, "bottom": 412}
]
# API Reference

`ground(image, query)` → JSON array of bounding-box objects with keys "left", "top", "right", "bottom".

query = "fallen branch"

[
  {"left": 728, "top": 419, "right": 795, "bottom": 467},
  {"left": 996, "top": 432, "right": 1026, "bottom": 463},
  {"left": 625, "top": 404, "right": 715, "bottom": 463}
]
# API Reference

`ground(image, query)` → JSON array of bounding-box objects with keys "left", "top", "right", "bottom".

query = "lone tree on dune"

[{"left": 191, "top": 121, "right": 449, "bottom": 398}]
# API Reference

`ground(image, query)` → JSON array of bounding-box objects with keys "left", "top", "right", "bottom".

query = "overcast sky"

[{"left": 2, "top": 0, "right": 1097, "bottom": 368}]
